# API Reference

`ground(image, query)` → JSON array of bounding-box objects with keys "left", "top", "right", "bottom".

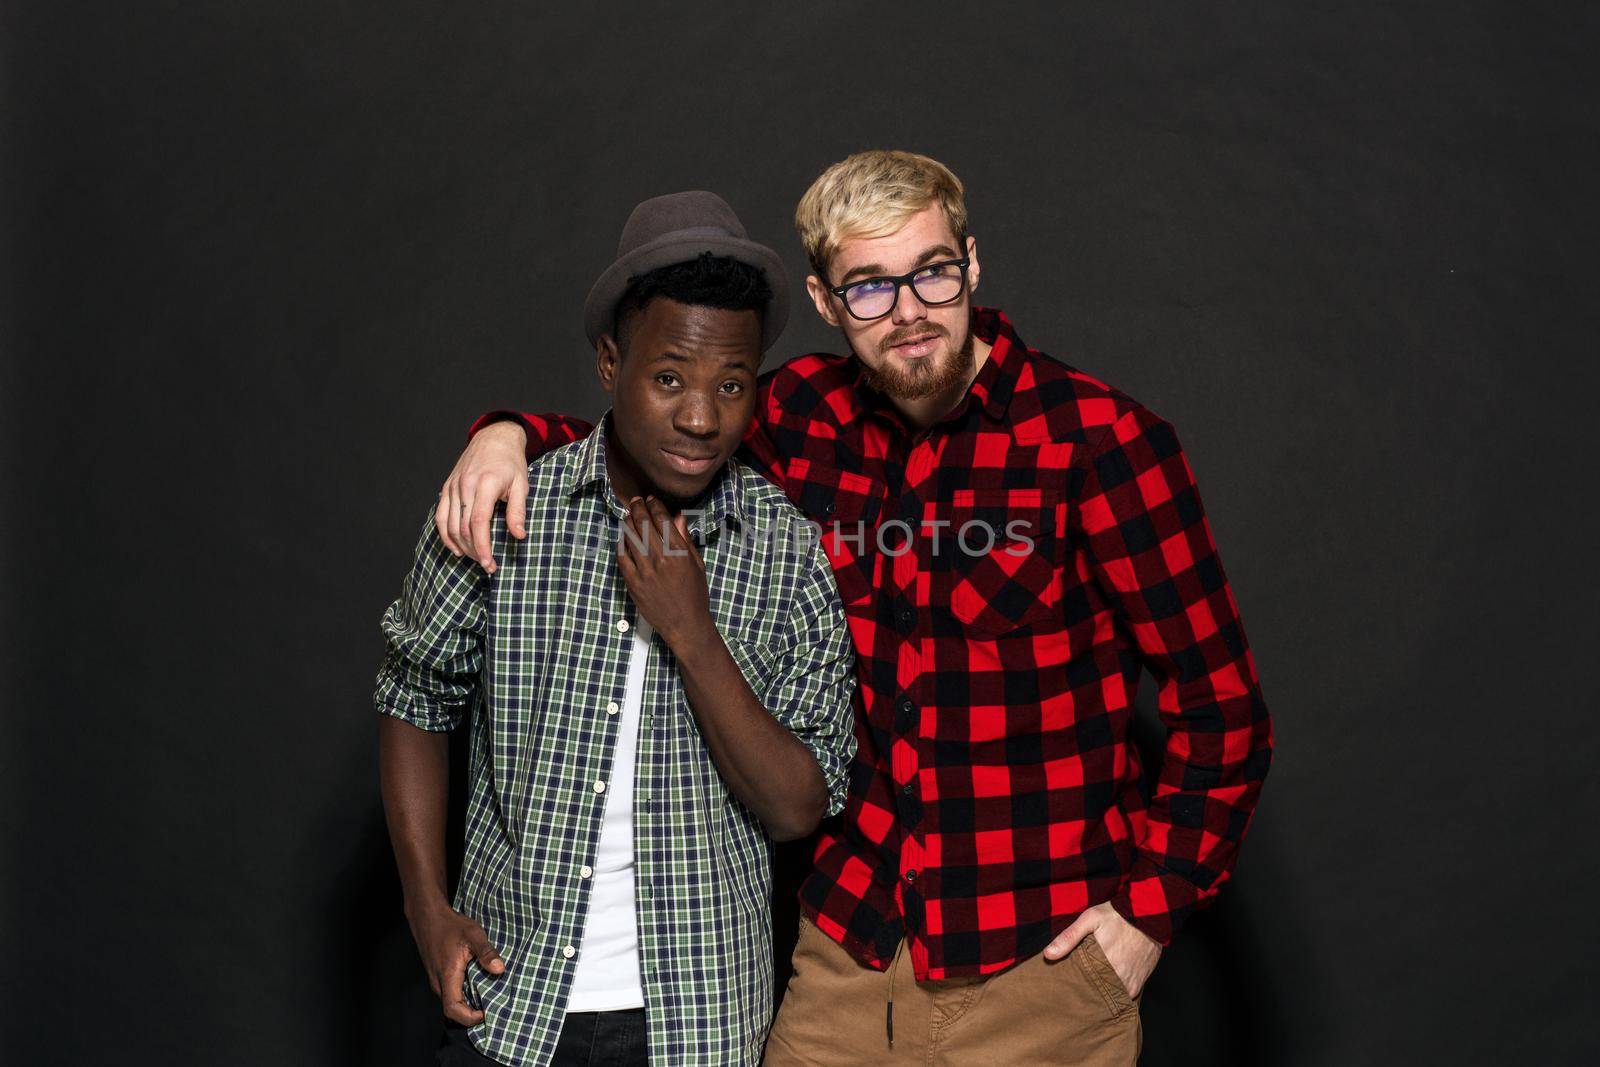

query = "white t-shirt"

[{"left": 565, "top": 615, "right": 651, "bottom": 1012}]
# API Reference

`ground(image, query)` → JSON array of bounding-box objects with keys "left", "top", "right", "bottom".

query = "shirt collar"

[
  {"left": 563, "top": 410, "right": 746, "bottom": 543},
  {"left": 849, "top": 305, "right": 1026, "bottom": 431}
]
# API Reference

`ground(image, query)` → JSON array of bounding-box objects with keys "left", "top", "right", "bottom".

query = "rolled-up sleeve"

[
  {"left": 742, "top": 540, "right": 859, "bottom": 817},
  {"left": 374, "top": 509, "right": 488, "bottom": 732}
]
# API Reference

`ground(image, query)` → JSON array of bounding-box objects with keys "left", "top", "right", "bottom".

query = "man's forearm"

[
  {"left": 378, "top": 716, "right": 453, "bottom": 915},
  {"left": 673, "top": 625, "right": 828, "bottom": 841},
  {"left": 466, "top": 412, "right": 596, "bottom": 460}
]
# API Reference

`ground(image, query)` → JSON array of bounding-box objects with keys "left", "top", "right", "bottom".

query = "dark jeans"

[{"left": 437, "top": 1010, "right": 648, "bottom": 1066}]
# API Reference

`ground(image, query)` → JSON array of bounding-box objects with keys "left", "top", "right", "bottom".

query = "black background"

[{"left": 4, "top": 3, "right": 1596, "bottom": 1064}]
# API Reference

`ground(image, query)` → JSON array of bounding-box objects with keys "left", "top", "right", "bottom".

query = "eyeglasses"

[{"left": 823, "top": 255, "right": 971, "bottom": 321}]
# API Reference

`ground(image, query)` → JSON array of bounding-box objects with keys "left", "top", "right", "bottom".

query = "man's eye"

[
  {"left": 916, "top": 263, "right": 954, "bottom": 280},
  {"left": 720, "top": 381, "right": 745, "bottom": 395},
  {"left": 656, "top": 373, "right": 679, "bottom": 387},
  {"left": 850, "top": 278, "right": 894, "bottom": 296}
]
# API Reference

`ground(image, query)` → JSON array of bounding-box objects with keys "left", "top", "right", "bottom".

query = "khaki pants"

[{"left": 764, "top": 917, "right": 1142, "bottom": 1066}]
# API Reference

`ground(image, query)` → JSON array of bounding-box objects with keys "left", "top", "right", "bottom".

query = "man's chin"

[
  {"left": 864, "top": 339, "right": 972, "bottom": 401},
  {"left": 641, "top": 464, "right": 718, "bottom": 508}
]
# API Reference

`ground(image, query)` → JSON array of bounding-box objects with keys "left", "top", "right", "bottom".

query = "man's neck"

[
  {"left": 604, "top": 423, "right": 677, "bottom": 514},
  {"left": 891, "top": 335, "right": 993, "bottom": 434},
  {"left": 601, "top": 419, "right": 697, "bottom": 515}
]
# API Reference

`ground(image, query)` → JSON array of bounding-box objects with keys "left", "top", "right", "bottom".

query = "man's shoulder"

[
  {"left": 755, "top": 350, "right": 857, "bottom": 422},
  {"left": 492, "top": 436, "right": 591, "bottom": 535},
  {"left": 1007, "top": 343, "right": 1163, "bottom": 445},
  {"left": 726, "top": 454, "right": 809, "bottom": 528},
  {"left": 525, "top": 434, "right": 590, "bottom": 481}
]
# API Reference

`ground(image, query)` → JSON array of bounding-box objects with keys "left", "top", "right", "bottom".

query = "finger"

[
  {"left": 457, "top": 474, "right": 479, "bottom": 555},
  {"left": 436, "top": 486, "right": 459, "bottom": 556},
  {"left": 465, "top": 924, "right": 507, "bottom": 977},
  {"left": 623, "top": 497, "right": 653, "bottom": 565},
  {"left": 645, "top": 497, "right": 677, "bottom": 555},
  {"left": 670, "top": 513, "right": 705, "bottom": 570},
  {"left": 1042, "top": 917, "right": 1093, "bottom": 961},
  {"left": 617, "top": 500, "right": 644, "bottom": 565},
  {"left": 441, "top": 481, "right": 464, "bottom": 556},
  {"left": 506, "top": 469, "right": 529, "bottom": 541},
  {"left": 627, "top": 495, "right": 652, "bottom": 534},
  {"left": 439, "top": 952, "right": 485, "bottom": 1025},
  {"left": 469, "top": 477, "right": 500, "bottom": 574},
  {"left": 448, "top": 479, "right": 468, "bottom": 557}
]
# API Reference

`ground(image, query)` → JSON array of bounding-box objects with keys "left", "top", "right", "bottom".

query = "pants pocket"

[{"left": 1074, "top": 932, "right": 1138, "bottom": 1020}]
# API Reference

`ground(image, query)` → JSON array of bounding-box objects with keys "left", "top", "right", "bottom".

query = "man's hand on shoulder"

[
  {"left": 407, "top": 899, "right": 507, "bottom": 1026},
  {"left": 1042, "top": 900, "right": 1163, "bottom": 999},
  {"left": 437, "top": 420, "right": 529, "bottom": 574}
]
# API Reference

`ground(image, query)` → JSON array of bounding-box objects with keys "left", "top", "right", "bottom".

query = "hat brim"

[{"left": 582, "top": 231, "right": 790, "bottom": 352}]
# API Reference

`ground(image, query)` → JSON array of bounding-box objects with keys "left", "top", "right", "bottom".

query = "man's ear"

[
  {"left": 596, "top": 334, "right": 620, "bottom": 394},
  {"left": 965, "top": 234, "right": 981, "bottom": 296},
  {"left": 805, "top": 273, "right": 841, "bottom": 328}
]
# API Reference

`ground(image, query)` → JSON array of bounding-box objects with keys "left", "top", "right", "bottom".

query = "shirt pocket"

[
  {"left": 933, "top": 487, "right": 1064, "bottom": 636},
  {"left": 794, "top": 465, "right": 883, "bottom": 608}
]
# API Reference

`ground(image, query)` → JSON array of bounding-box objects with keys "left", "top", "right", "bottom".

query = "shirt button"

[
  {"left": 898, "top": 605, "right": 914, "bottom": 626},
  {"left": 594, "top": 779, "right": 607, "bottom": 794},
  {"left": 606, "top": 701, "right": 620, "bottom": 716},
  {"left": 580, "top": 865, "right": 593, "bottom": 879},
  {"left": 561, "top": 944, "right": 576, "bottom": 959},
  {"left": 905, "top": 869, "right": 919, "bottom": 883},
  {"left": 902, "top": 781, "right": 915, "bottom": 796},
  {"left": 616, "top": 619, "right": 630, "bottom": 633}
]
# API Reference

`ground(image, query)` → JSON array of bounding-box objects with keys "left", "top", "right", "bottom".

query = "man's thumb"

[
  {"left": 1043, "top": 918, "right": 1092, "bottom": 961},
  {"left": 467, "top": 929, "right": 506, "bottom": 975}
]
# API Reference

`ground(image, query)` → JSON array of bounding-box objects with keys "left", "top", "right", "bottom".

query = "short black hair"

[{"left": 613, "top": 252, "right": 771, "bottom": 353}]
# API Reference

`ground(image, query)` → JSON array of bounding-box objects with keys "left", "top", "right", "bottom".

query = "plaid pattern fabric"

[
  {"left": 479, "top": 306, "right": 1272, "bottom": 981},
  {"left": 375, "top": 416, "right": 858, "bottom": 1065}
]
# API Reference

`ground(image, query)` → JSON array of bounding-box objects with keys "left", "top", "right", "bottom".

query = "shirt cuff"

[
  {"left": 1107, "top": 855, "right": 1209, "bottom": 947},
  {"left": 467, "top": 410, "right": 535, "bottom": 442}
]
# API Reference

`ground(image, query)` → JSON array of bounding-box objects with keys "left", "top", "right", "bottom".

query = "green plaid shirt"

[{"left": 374, "top": 415, "right": 857, "bottom": 1066}]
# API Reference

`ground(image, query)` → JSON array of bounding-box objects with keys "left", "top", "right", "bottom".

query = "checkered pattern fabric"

[
  {"left": 477, "top": 307, "right": 1272, "bottom": 981},
  {"left": 375, "top": 416, "right": 858, "bottom": 1065}
]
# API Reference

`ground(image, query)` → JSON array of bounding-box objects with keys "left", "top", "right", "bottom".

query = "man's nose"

[
  {"left": 674, "top": 392, "right": 718, "bottom": 437},
  {"left": 890, "top": 280, "right": 927, "bottom": 325}
]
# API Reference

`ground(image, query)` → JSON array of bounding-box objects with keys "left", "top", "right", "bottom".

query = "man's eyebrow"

[
  {"left": 647, "top": 351, "right": 757, "bottom": 371},
  {"left": 837, "top": 243, "right": 962, "bottom": 284},
  {"left": 910, "top": 243, "right": 961, "bottom": 267},
  {"left": 836, "top": 262, "right": 887, "bottom": 285}
]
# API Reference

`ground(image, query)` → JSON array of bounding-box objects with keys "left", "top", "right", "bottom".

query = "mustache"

[{"left": 878, "top": 323, "right": 948, "bottom": 354}]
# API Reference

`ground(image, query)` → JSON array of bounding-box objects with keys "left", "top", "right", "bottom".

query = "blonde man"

[{"left": 439, "top": 153, "right": 1273, "bottom": 1064}]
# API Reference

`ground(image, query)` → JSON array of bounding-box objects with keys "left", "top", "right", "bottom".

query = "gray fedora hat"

[{"left": 583, "top": 190, "right": 789, "bottom": 351}]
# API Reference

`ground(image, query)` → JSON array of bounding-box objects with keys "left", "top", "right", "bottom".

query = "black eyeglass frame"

[{"left": 822, "top": 254, "right": 973, "bottom": 321}]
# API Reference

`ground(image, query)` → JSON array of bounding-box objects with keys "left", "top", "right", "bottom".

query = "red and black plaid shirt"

[{"left": 471, "top": 307, "right": 1272, "bottom": 979}]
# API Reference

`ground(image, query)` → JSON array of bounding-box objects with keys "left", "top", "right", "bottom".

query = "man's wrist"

[
  {"left": 666, "top": 613, "right": 723, "bottom": 667},
  {"left": 1108, "top": 886, "right": 1177, "bottom": 948},
  {"left": 401, "top": 883, "right": 453, "bottom": 922},
  {"left": 467, "top": 410, "right": 531, "bottom": 443},
  {"left": 479, "top": 417, "right": 528, "bottom": 446}
]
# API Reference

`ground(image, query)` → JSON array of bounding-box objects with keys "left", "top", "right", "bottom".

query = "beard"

[{"left": 856, "top": 318, "right": 977, "bottom": 402}]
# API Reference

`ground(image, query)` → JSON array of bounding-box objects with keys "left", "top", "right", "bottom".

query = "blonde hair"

[{"left": 794, "top": 150, "right": 967, "bottom": 279}]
